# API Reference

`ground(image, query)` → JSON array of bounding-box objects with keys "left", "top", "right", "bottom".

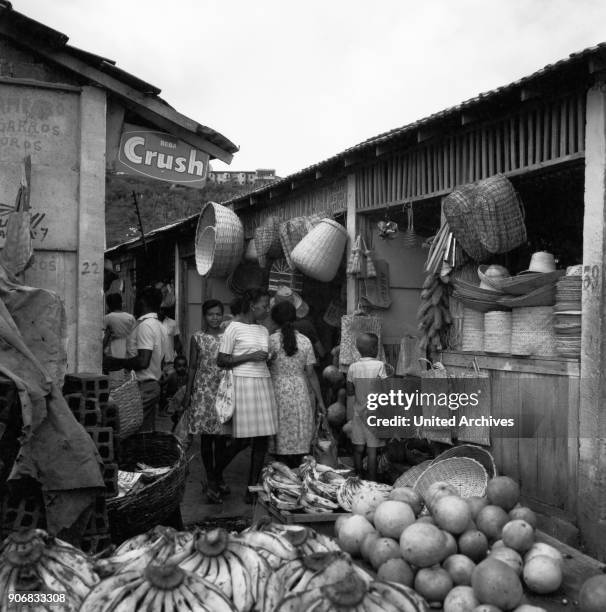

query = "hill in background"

[{"left": 105, "top": 173, "right": 251, "bottom": 247}]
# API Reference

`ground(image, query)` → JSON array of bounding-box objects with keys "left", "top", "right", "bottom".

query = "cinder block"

[
  {"left": 84, "top": 496, "right": 109, "bottom": 535},
  {"left": 100, "top": 402, "right": 120, "bottom": 435},
  {"left": 0, "top": 495, "right": 46, "bottom": 537},
  {"left": 102, "top": 462, "right": 119, "bottom": 498},
  {"left": 86, "top": 427, "right": 115, "bottom": 462},
  {"left": 80, "top": 533, "right": 112, "bottom": 555},
  {"left": 65, "top": 394, "right": 101, "bottom": 427}
]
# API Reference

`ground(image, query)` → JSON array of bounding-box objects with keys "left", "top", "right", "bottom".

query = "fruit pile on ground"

[{"left": 333, "top": 474, "right": 602, "bottom": 612}]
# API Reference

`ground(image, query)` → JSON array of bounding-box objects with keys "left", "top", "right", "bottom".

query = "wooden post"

[
  {"left": 346, "top": 173, "right": 357, "bottom": 313},
  {"left": 76, "top": 86, "right": 106, "bottom": 372},
  {"left": 579, "top": 80, "right": 606, "bottom": 560}
]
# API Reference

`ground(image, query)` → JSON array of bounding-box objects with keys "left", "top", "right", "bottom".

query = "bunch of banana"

[
  {"left": 263, "top": 551, "right": 373, "bottom": 612},
  {"left": 244, "top": 522, "right": 341, "bottom": 557},
  {"left": 0, "top": 529, "right": 100, "bottom": 611},
  {"left": 80, "top": 564, "right": 237, "bottom": 612},
  {"left": 274, "top": 571, "right": 430, "bottom": 612},
  {"left": 336, "top": 478, "right": 392, "bottom": 512},
  {"left": 93, "top": 525, "right": 193, "bottom": 578},
  {"left": 236, "top": 527, "right": 298, "bottom": 570},
  {"left": 261, "top": 462, "right": 303, "bottom": 511},
  {"left": 417, "top": 273, "right": 452, "bottom": 352},
  {"left": 167, "top": 528, "right": 272, "bottom": 612},
  {"left": 298, "top": 456, "right": 352, "bottom": 482},
  {"left": 300, "top": 485, "right": 340, "bottom": 514}
]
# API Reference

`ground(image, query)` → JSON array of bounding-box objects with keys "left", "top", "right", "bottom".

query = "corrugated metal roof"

[
  {"left": 224, "top": 41, "right": 606, "bottom": 207},
  {"left": 107, "top": 40, "right": 605, "bottom": 255},
  {"left": 0, "top": 1, "right": 239, "bottom": 157}
]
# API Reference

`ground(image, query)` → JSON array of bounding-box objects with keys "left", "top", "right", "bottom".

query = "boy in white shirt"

[{"left": 346, "top": 333, "right": 387, "bottom": 481}]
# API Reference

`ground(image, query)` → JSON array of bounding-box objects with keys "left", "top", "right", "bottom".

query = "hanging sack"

[
  {"left": 214, "top": 370, "right": 235, "bottom": 423},
  {"left": 346, "top": 235, "right": 362, "bottom": 276},
  {"left": 312, "top": 413, "right": 338, "bottom": 468},
  {"left": 108, "top": 371, "right": 144, "bottom": 438},
  {"left": 361, "top": 238, "right": 377, "bottom": 279},
  {"left": 360, "top": 259, "right": 392, "bottom": 309},
  {"left": 419, "top": 359, "right": 453, "bottom": 445},
  {"left": 255, "top": 216, "right": 282, "bottom": 268},
  {"left": 396, "top": 336, "right": 424, "bottom": 377},
  {"left": 323, "top": 299, "right": 346, "bottom": 328}
]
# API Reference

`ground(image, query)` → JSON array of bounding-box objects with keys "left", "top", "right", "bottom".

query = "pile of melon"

[{"left": 334, "top": 475, "right": 580, "bottom": 612}]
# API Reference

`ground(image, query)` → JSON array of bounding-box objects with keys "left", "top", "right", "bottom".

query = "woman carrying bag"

[
  {"left": 181, "top": 299, "right": 230, "bottom": 504},
  {"left": 215, "top": 288, "right": 278, "bottom": 504}
]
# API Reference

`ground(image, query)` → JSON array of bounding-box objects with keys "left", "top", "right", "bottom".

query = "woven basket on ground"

[
  {"left": 107, "top": 432, "right": 187, "bottom": 542},
  {"left": 472, "top": 175, "right": 527, "bottom": 254},
  {"left": 195, "top": 202, "right": 244, "bottom": 277},
  {"left": 414, "top": 457, "right": 488, "bottom": 500},
  {"left": 431, "top": 445, "right": 497, "bottom": 479},
  {"left": 393, "top": 460, "right": 433, "bottom": 489},
  {"left": 443, "top": 185, "right": 491, "bottom": 262},
  {"left": 255, "top": 216, "right": 283, "bottom": 268},
  {"left": 462, "top": 308, "right": 484, "bottom": 352},
  {"left": 291, "top": 219, "right": 347, "bottom": 282},
  {"left": 483, "top": 311, "right": 512, "bottom": 354},
  {"left": 511, "top": 306, "right": 557, "bottom": 357}
]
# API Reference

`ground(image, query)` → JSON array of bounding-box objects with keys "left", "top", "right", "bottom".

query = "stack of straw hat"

[
  {"left": 511, "top": 306, "right": 557, "bottom": 357},
  {"left": 483, "top": 311, "right": 512, "bottom": 353},
  {"left": 554, "top": 266, "right": 582, "bottom": 358}
]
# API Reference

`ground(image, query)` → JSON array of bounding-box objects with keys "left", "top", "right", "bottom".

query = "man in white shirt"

[
  {"left": 158, "top": 307, "right": 182, "bottom": 366},
  {"left": 103, "top": 286, "right": 168, "bottom": 432}
]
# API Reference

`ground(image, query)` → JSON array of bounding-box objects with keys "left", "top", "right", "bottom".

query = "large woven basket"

[
  {"left": 497, "top": 283, "right": 557, "bottom": 308},
  {"left": 107, "top": 432, "right": 187, "bottom": 542},
  {"left": 462, "top": 308, "right": 484, "bottom": 352},
  {"left": 291, "top": 219, "right": 347, "bottom": 282},
  {"left": 414, "top": 457, "right": 488, "bottom": 501},
  {"left": 472, "top": 175, "right": 527, "bottom": 254},
  {"left": 393, "top": 460, "right": 433, "bottom": 489},
  {"left": 195, "top": 202, "right": 244, "bottom": 277},
  {"left": 431, "top": 445, "right": 497, "bottom": 479},
  {"left": 483, "top": 311, "right": 512, "bottom": 354},
  {"left": 443, "top": 185, "right": 491, "bottom": 262},
  {"left": 278, "top": 215, "right": 325, "bottom": 271},
  {"left": 511, "top": 306, "right": 557, "bottom": 357}
]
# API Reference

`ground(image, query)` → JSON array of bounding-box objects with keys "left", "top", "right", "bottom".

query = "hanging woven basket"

[
  {"left": 255, "top": 216, "right": 283, "bottom": 268},
  {"left": 195, "top": 202, "right": 244, "bottom": 277},
  {"left": 291, "top": 219, "right": 348, "bottom": 282}
]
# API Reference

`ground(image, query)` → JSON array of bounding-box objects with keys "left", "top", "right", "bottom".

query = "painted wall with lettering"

[{"left": 0, "top": 81, "right": 106, "bottom": 373}]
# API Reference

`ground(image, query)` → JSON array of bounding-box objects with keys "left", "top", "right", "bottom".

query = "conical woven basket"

[
  {"left": 291, "top": 219, "right": 347, "bottom": 282},
  {"left": 462, "top": 308, "right": 484, "bottom": 352},
  {"left": 255, "top": 216, "right": 283, "bottom": 268},
  {"left": 393, "top": 460, "right": 433, "bottom": 489},
  {"left": 195, "top": 202, "right": 244, "bottom": 277},
  {"left": 431, "top": 445, "right": 497, "bottom": 478},
  {"left": 511, "top": 306, "right": 557, "bottom": 356}
]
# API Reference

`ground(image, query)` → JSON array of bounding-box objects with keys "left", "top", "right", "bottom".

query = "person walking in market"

[
  {"left": 269, "top": 300, "right": 325, "bottom": 468},
  {"left": 102, "top": 292, "right": 136, "bottom": 388},
  {"left": 181, "top": 299, "right": 233, "bottom": 504},
  {"left": 215, "top": 287, "right": 277, "bottom": 504},
  {"left": 103, "top": 285, "right": 168, "bottom": 432}
]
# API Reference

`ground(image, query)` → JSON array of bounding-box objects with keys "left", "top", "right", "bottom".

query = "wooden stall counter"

[{"left": 441, "top": 351, "right": 581, "bottom": 545}]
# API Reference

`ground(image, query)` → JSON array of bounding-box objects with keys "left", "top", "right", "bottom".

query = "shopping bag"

[
  {"left": 312, "top": 414, "right": 338, "bottom": 468},
  {"left": 108, "top": 371, "right": 143, "bottom": 438},
  {"left": 214, "top": 369, "right": 235, "bottom": 424}
]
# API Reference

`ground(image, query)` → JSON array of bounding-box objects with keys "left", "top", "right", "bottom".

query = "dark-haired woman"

[
  {"left": 269, "top": 301, "right": 326, "bottom": 468},
  {"left": 216, "top": 288, "right": 277, "bottom": 502},
  {"left": 182, "top": 299, "right": 230, "bottom": 503}
]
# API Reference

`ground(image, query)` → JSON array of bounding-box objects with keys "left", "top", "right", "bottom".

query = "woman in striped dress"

[{"left": 216, "top": 288, "right": 277, "bottom": 502}]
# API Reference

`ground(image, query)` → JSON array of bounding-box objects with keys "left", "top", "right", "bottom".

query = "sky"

[{"left": 14, "top": 0, "right": 606, "bottom": 177}]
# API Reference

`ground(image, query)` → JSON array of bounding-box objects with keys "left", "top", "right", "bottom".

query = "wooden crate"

[{"left": 250, "top": 488, "right": 348, "bottom": 537}]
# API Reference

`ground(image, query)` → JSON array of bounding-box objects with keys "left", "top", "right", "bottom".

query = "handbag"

[
  {"left": 214, "top": 369, "right": 235, "bottom": 424},
  {"left": 312, "top": 414, "right": 338, "bottom": 468},
  {"left": 108, "top": 371, "right": 143, "bottom": 438}
]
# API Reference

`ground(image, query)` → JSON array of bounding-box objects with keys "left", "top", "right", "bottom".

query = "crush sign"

[{"left": 116, "top": 123, "right": 209, "bottom": 188}]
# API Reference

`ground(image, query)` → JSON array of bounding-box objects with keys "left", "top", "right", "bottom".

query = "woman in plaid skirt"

[{"left": 216, "top": 288, "right": 278, "bottom": 503}]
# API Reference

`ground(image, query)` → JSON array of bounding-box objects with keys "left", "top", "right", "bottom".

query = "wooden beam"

[
  {"left": 0, "top": 22, "right": 236, "bottom": 163},
  {"left": 344, "top": 156, "right": 357, "bottom": 167},
  {"left": 346, "top": 173, "right": 357, "bottom": 313},
  {"left": 417, "top": 128, "right": 437, "bottom": 143}
]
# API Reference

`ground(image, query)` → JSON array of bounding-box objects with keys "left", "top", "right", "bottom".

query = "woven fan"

[{"left": 346, "top": 235, "right": 362, "bottom": 276}]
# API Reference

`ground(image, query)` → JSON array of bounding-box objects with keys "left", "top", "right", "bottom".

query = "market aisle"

[{"left": 156, "top": 414, "right": 252, "bottom": 526}]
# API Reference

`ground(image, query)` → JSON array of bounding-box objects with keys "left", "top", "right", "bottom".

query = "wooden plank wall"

[
  {"left": 356, "top": 92, "right": 586, "bottom": 210},
  {"left": 441, "top": 355, "right": 580, "bottom": 523}
]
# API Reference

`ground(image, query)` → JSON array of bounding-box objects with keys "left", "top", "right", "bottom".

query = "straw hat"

[
  {"left": 520, "top": 251, "right": 556, "bottom": 274},
  {"left": 478, "top": 265, "right": 510, "bottom": 291},
  {"left": 270, "top": 285, "right": 309, "bottom": 319}
]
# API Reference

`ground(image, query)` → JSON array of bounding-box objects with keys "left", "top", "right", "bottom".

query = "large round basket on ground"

[
  {"left": 107, "top": 432, "right": 187, "bottom": 542},
  {"left": 414, "top": 457, "right": 488, "bottom": 499},
  {"left": 291, "top": 218, "right": 347, "bottom": 282},
  {"left": 195, "top": 202, "right": 244, "bottom": 277}
]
